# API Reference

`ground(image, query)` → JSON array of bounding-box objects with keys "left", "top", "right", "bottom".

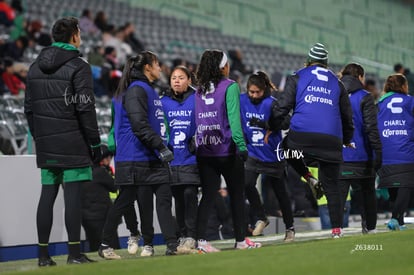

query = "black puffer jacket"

[
  {"left": 25, "top": 46, "right": 100, "bottom": 168},
  {"left": 339, "top": 75, "right": 382, "bottom": 178},
  {"left": 81, "top": 165, "right": 117, "bottom": 220},
  {"left": 114, "top": 72, "right": 171, "bottom": 185},
  {"left": 341, "top": 75, "right": 381, "bottom": 154}
]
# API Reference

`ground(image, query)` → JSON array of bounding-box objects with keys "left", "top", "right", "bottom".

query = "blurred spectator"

[
  {"left": 87, "top": 44, "right": 105, "bottom": 66},
  {"left": 12, "top": 61, "right": 27, "bottom": 83},
  {"left": 0, "top": 0, "right": 15, "bottom": 27},
  {"left": 0, "top": 81, "right": 8, "bottom": 94},
  {"left": 228, "top": 48, "right": 252, "bottom": 76},
  {"left": 0, "top": 35, "right": 29, "bottom": 60},
  {"left": 26, "top": 20, "right": 52, "bottom": 47},
  {"left": 103, "top": 46, "right": 118, "bottom": 69},
  {"left": 96, "top": 46, "right": 121, "bottom": 97},
  {"left": 101, "top": 24, "right": 115, "bottom": 46},
  {"left": 1, "top": 57, "right": 25, "bottom": 95},
  {"left": 394, "top": 63, "right": 414, "bottom": 96},
  {"left": 155, "top": 60, "right": 171, "bottom": 94},
  {"left": 104, "top": 26, "right": 132, "bottom": 66},
  {"left": 94, "top": 11, "right": 109, "bottom": 33},
  {"left": 172, "top": 57, "right": 187, "bottom": 68},
  {"left": 122, "top": 22, "right": 144, "bottom": 53},
  {"left": 9, "top": 0, "right": 25, "bottom": 40},
  {"left": 79, "top": 9, "right": 99, "bottom": 35},
  {"left": 0, "top": 77, "right": 10, "bottom": 95},
  {"left": 364, "top": 78, "right": 380, "bottom": 101}
]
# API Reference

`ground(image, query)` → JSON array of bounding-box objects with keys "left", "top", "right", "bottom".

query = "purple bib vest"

[{"left": 195, "top": 79, "right": 235, "bottom": 157}]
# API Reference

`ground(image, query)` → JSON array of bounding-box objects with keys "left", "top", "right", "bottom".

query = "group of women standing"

[{"left": 97, "top": 47, "right": 413, "bottom": 259}]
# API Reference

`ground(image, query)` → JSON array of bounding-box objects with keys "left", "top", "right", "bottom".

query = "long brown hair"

[{"left": 383, "top": 73, "right": 408, "bottom": 94}]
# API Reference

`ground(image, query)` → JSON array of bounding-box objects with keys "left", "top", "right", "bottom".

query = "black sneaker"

[
  {"left": 38, "top": 257, "right": 56, "bottom": 267},
  {"left": 165, "top": 242, "right": 178, "bottom": 256},
  {"left": 67, "top": 253, "right": 96, "bottom": 264}
]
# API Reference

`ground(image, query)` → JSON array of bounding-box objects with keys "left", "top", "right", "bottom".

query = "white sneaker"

[
  {"left": 98, "top": 246, "right": 121, "bottom": 260},
  {"left": 235, "top": 238, "right": 262, "bottom": 249},
  {"left": 252, "top": 220, "right": 269, "bottom": 236},
  {"left": 197, "top": 239, "right": 220, "bottom": 253},
  {"left": 283, "top": 229, "right": 295, "bottom": 242},
  {"left": 177, "top": 237, "right": 196, "bottom": 254},
  {"left": 127, "top": 235, "right": 139, "bottom": 255},
  {"left": 140, "top": 245, "right": 154, "bottom": 257}
]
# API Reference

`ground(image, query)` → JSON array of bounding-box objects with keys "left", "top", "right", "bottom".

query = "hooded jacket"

[{"left": 24, "top": 45, "right": 100, "bottom": 168}]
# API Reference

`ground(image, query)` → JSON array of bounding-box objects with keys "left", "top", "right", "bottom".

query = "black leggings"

[
  {"left": 102, "top": 184, "right": 177, "bottom": 246},
  {"left": 339, "top": 177, "right": 377, "bottom": 230},
  {"left": 245, "top": 170, "right": 293, "bottom": 229},
  {"left": 388, "top": 187, "right": 413, "bottom": 225},
  {"left": 288, "top": 158, "right": 342, "bottom": 228},
  {"left": 136, "top": 184, "right": 177, "bottom": 246},
  {"left": 196, "top": 156, "right": 246, "bottom": 242},
  {"left": 101, "top": 185, "right": 138, "bottom": 246},
  {"left": 37, "top": 182, "right": 82, "bottom": 244},
  {"left": 171, "top": 185, "right": 198, "bottom": 239}
]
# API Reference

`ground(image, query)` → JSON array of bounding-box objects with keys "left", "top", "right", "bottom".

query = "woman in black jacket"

[
  {"left": 98, "top": 51, "right": 178, "bottom": 259},
  {"left": 339, "top": 63, "right": 382, "bottom": 234}
]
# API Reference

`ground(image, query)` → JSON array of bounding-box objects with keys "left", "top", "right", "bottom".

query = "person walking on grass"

[
  {"left": 338, "top": 63, "right": 382, "bottom": 234},
  {"left": 268, "top": 43, "right": 354, "bottom": 238},
  {"left": 240, "top": 71, "right": 295, "bottom": 242},
  {"left": 377, "top": 73, "right": 414, "bottom": 231}
]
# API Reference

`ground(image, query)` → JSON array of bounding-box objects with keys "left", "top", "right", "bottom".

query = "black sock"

[
  {"left": 68, "top": 242, "right": 81, "bottom": 258},
  {"left": 38, "top": 244, "right": 49, "bottom": 259}
]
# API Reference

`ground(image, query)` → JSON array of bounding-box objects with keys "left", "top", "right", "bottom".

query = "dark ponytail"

[
  {"left": 114, "top": 51, "right": 158, "bottom": 98},
  {"left": 246, "top": 71, "right": 277, "bottom": 97}
]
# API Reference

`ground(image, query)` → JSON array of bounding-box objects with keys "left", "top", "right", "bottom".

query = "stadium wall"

[{"left": 0, "top": 156, "right": 163, "bottom": 262}]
